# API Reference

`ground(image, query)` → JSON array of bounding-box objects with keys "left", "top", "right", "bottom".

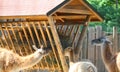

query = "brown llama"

[
  {"left": 92, "top": 37, "right": 119, "bottom": 72},
  {"left": 64, "top": 47, "right": 97, "bottom": 72},
  {"left": 0, "top": 45, "right": 50, "bottom": 72}
]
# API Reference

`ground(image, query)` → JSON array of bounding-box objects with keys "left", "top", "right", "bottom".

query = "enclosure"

[{"left": 0, "top": 0, "right": 103, "bottom": 72}]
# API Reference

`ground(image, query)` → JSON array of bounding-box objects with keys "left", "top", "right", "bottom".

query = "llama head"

[
  {"left": 91, "top": 36, "right": 112, "bottom": 46},
  {"left": 32, "top": 45, "right": 51, "bottom": 56},
  {"left": 64, "top": 47, "right": 72, "bottom": 57}
]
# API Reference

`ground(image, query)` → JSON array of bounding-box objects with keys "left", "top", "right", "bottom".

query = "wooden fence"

[{"left": 81, "top": 26, "right": 120, "bottom": 72}]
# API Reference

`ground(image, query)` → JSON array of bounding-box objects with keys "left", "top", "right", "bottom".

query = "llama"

[
  {"left": 64, "top": 47, "right": 97, "bottom": 72},
  {"left": 0, "top": 45, "right": 50, "bottom": 72},
  {"left": 91, "top": 37, "right": 119, "bottom": 72}
]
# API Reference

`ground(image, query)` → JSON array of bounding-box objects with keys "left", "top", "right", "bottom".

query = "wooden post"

[
  {"left": 113, "top": 26, "right": 118, "bottom": 53},
  {"left": 48, "top": 16, "right": 68, "bottom": 72},
  {"left": 74, "top": 15, "right": 91, "bottom": 61}
]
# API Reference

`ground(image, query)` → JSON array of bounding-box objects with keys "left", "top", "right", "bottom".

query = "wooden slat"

[
  {"left": 71, "top": 25, "right": 80, "bottom": 45},
  {"left": 23, "top": 22, "right": 42, "bottom": 69},
  {"left": 64, "top": 5, "right": 88, "bottom": 10},
  {"left": 0, "top": 25, "right": 10, "bottom": 49},
  {"left": 15, "top": 22, "right": 29, "bottom": 55},
  {"left": 31, "top": 22, "right": 42, "bottom": 46},
  {"left": 0, "top": 37, "right": 4, "bottom": 47},
  {"left": 43, "top": 21, "right": 61, "bottom": 69},
  {"left": 87, "top": 27, "right": 95, "bottom": 63},
  {"left": 38, "top": 22, "right": 47, "bottom": 47},
  {"left": 21, "top": 22, "right": 33, "bottom": 53},
  {"left": 95, "top": 26, "right": 105, "bottom": 72},
  {"left": 9, "top": 23, "right": 23, "bottom": 55},
  {"left": 63, "top": 25, "right": 70, "bottom": 36}
]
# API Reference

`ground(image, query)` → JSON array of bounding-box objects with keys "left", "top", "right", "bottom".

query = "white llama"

[
  {"left": 0, "top": 45, "right": 50, "bottom": 72},
  {"left": 92, "top": 37, "right": 119, "bottom": 72},
  {"left": 64, "top": 47, "right": 97, "bottom": 72}
]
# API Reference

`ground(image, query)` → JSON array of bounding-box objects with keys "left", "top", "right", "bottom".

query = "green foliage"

[{"left": 87, "top": 0, "right": 120, "bottom": 31}]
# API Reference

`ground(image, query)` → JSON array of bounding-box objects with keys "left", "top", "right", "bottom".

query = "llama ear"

[
  {"left": 32, "top": 45, "right": 38, "bottom": 51},
  {"left": 105, "top": 38, "right": 112, "bottom": 45},
  {"left": 108, "top": 41, "right": 112, "bottom": 45},
  {"left": 40, "top": 45, "right": 44, "bottom": 49},
  {"left": 66, "top": 47, "right": 73, "bottom": 51}
]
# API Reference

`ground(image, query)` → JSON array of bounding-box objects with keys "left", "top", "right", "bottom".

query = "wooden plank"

[
  {"left": 87, "top": 27, "right": 95, "bottom": 64},
  {"left": 48, "top": 16, "right": 68, "bottom": 72},
  {"left": 64, "top": 5, "right": 88, "bottom": 10},
  {"left": 0, "top": 15, "right": 48, "bottom": 20},
  {"left": 81, "top": 33, "right": 88, "bottom": 59},
  {"left": 95, "top": 26, "right": 105, "bottom": 72},
  {"left": 58, "top": 8, "right": 92, "bottom": 15}
]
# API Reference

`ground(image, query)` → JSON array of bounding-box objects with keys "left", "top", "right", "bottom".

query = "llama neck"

[
  {"left": 101, "top": 41, "right": 113, "bottom": 64},
  {"left": 19, "top": 50, "right": 44, "bottom": 69},
  {"left": 68, "top": 54, "right": 74, "bottom": 66},
  {"left": 67, "top": 51, "right": 75, "bottom": 66}
]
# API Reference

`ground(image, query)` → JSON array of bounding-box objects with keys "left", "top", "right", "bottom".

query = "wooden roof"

[
  {"left": 0, "top": 0, "right": 103, "bottom": 22},
  {"left": 0, "top": 0, "right": 67, "bottom": 16}
]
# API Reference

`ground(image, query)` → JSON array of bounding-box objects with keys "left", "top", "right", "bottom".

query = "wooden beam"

[
  {"left": 58, "top": 8, "right": 92, "bottom": 15},
  {"left": 0, "top": 15, "right": 48, "bottom": 20},
  {"left": 0, "top": 14, "right": 100, "bottom": 23},
  {"left": 54, "top": 15, "right": 86, "bottom": 19},
  {"left": 48, "top": 16, "right": 68, "bottom": 72},
  {"left": 55, "top": 20, "right": 84, "bottom": 25},
  {"left": 74, "top": 15, "right": 91, "bottom": 61}
]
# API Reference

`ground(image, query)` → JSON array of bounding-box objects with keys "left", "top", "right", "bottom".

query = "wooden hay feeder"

[{"left": 0, "top": 0, "right": 103, "bottom": 72}]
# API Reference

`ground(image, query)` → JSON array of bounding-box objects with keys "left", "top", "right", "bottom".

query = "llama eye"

[{"left": 98, "top": 39, "right": 101, "bottom": 42}]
